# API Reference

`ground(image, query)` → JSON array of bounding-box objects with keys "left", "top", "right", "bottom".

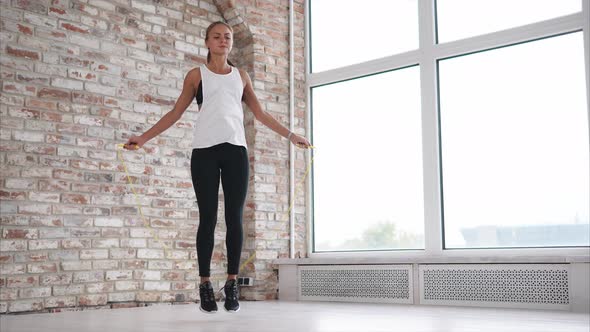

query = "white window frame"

[{"left": 305, "top": 0, "right": 590, "bottom": 260}]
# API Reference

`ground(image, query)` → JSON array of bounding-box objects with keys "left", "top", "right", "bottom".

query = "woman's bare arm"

[
  {"left": 123, "top": 69, "right": 201, "bottom": 149},
  {"left": 240, "top": 69, "right": 311, "bottom": 148}
]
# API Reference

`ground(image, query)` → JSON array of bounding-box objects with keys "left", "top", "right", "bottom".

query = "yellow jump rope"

[{"left": 116, "top": 142, "right": 314, "bottom": 284}]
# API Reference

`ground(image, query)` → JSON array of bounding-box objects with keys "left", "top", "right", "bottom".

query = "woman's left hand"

[{"left": 289, "top": 133, "right": 312, "bottom": 149}]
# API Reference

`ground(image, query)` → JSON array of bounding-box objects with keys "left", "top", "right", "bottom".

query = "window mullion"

[
  {"left": 419, "top": 0, "right": 443, "bottom": 256},
  {"left": 584, "top": 0, "right": 590, "bottom": 120}
]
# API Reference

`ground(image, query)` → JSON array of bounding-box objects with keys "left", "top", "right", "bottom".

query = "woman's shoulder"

[
  {"left": 185, "top": 66, "right": 203, "bottom": 82},
  {"left": 236, "top": 67, "right": 250, "bottom": 79},
  {"left": 189, "top": 66, "right": 203, "bottom": 75}
]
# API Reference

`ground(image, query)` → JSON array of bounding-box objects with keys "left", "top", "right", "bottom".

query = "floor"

[{"left": 1, "top": 301, "right": 588, "bottom": 332}]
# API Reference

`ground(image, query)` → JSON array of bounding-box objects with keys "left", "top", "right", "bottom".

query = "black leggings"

[{"left": 190, "top": 143, "right": 249, "bottom": 277}]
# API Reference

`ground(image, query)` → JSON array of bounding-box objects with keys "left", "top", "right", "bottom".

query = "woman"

[{"left": 123, "top": 21, "right": 311, "bottom": 313}]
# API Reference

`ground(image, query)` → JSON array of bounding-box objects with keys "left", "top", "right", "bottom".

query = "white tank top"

[{"left": 192, "top": 64, "right": 247, "bottom": 149}]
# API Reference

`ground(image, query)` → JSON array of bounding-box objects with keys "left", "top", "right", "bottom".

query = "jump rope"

[{"left": 116, "top": 142, "right": 314, "bottom": 291}]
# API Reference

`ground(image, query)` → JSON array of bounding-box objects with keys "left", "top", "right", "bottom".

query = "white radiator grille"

[
  {"left": 299, "top": 265, "right": 413, "bottom": 304},
  {"left": 420, "top": 264, "right": 570, "bottom": 310}
]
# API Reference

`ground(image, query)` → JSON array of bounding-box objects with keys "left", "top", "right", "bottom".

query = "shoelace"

[
  {"left": 220, "top": 282, "right": 238, "bottom": 300},
  {"left": 200, "top": 285, "right": 215, "bottom": 302}
]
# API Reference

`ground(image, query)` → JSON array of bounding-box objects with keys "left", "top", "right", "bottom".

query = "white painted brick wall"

[{"left": 0, "top": 0, "right": 308, "bottom": 313}]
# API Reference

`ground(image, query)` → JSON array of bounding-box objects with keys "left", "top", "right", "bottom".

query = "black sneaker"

[
  {"left": 199, "top": 281, "right": 218, "bottom": 313},
  {"left": 223, "top": 279, "right": 240, "bottom": 312}
]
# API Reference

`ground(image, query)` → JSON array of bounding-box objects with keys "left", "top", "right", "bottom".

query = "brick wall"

[{"left": 0, "top": 0, "right": 307, "bottom": 313}]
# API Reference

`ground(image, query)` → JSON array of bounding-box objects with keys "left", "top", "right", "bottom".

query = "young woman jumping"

[{"left": 123, "top": 21, "right": 311, "bottom": 313}]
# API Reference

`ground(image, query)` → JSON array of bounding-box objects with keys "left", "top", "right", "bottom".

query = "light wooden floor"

[{"left": 1, "top": 301, "right": 588, "bottom": 332}]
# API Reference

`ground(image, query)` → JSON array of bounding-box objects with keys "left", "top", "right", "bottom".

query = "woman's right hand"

[
  {"left": 289, "top": 133, "right": 312, "bottom": 149},
  {"left": 123, "top": 135, "right": 146, "bottom": 150}
]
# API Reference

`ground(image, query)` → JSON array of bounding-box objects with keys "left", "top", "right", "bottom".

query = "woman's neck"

[{"left": 207, "top": 56, "right": 231, "bottom": 74}]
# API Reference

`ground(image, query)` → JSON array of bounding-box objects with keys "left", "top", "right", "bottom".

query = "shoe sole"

[
  {"left": 199, "top": 305, "right": 218, "bottom": 314},
  {"left": 223, "top": 306, "right": 240, "bottom": 313}
]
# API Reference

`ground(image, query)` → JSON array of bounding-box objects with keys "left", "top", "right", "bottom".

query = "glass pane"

[
  {"left": 436, "top": 0, "right": 581, "bottom": 43},
  {"left": 439, "top": 32, "right": 589, "bottom": 248},
  {"left": 312, "top": 67, "right": 424, "bottom": 251},
  {"left": 310, "top": 0, "right": 419, "bottom": 73}
]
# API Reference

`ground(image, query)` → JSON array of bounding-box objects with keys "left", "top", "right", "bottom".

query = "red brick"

[
  {"left": 61, "top": 193, "right": 90, "bottom": 204},
  {"left": 61, "top": 23, "right": 89, "bottom": 34},
  {"left": 14, "top": 0, "right": 48, "bottom": 14},
  {"left": 141, "top": 94, "right": 175, "bottom": 106},
  {"left": 38, "top": 88, "right": 70, "bottom": 99},
  {"left": 78, "top": 294, "right": 107, "bottom": 306},
  {"left": 0, "top": 255, "right": 13, "bottom": 263},
  {"left": 50, "top": 31, "right": 67, "bottom": 39},
  {"left": 61, "top": 56, "right": 94, "bottom": 67},
  {"left": 45, "top": 296, "right": 76, "bottom": 308},
  {"left": 104, "top": 97, "right": 119, "bottom": 107},
  {"left": 2, "top": 82, "right": 37, "bottom": 96},
  {"left": 17, "top": 24, "right": 34, "bottom": 35},
  {"left": 53, "top": 169, "right": 84, "bottom": 181},
  {"left": 7, "top": 276, "right": 38, "bottom": 288},
  {"left": 24, "top": 145, "right": 57, "bottom": 155},
  {"left": 111, "top": 302, "right": 139, "bottom": 309},
  {"left": 6, "top": 46, "right": 40, "bottom": 60},
  {"left": 49, "top": 7, "right": 66, "bottom": 15},
  {"left": 0, "top": 191, "right": 27, "bottom": 200},
  {"left": 26, "top": 99, "right": 58, "bottom": 110},
  {"left": 3, "top": 228, "right": 36, "bottom": 239},
  {"left": 39, "top": 180, "right": 69, "bottom": 192},
  {"left": 72, "top": 91, "right": 103, "bottom": 105},
  {"left": 8, "top": 108, "right": 40, "bottom": 119}
]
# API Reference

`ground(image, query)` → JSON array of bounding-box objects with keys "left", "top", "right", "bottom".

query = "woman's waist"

[{"left": 192, "top": 142, "right": 247, "bottom": 154}]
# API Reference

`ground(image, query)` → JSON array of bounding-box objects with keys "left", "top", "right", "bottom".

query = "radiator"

[
  {"left": 419, "top": 264, "right": 570, "bottom": 310},
  {"left": 298, "top": 265, "right": 413, "bottom": 304}
]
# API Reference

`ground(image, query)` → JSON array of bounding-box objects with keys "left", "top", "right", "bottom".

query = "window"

[
  {"left": 312, "top": 67, "right": 424, "bottom": 251},
  {"left": 439, "top": 32, "right": 589, "bottom": 248},
  {"left": 310, "top": 0, "right": 419, "bottom": 73},
  {"left": 436, "top": 0, "right": 581, "bottom": 43},
  {"left": 308, "top": 0, "right": 588, "bottom": 254}
]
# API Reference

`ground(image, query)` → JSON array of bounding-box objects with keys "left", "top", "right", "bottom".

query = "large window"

[
  {"left": 436, "top": 0, "right": 581, "bottom": 42},
  {"left": 439, "top": 32, "right": 589, "bottom": 248},
  {"left": 312, "top": 67, "right": 424, "bottom": 251},
  {"left": 310, "top": 0, "right": 419, "bottom": 72},
  {"left": 308, "top": 0, "right": 589, "bottom": 253}
]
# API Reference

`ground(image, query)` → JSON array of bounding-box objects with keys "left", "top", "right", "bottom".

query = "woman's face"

[{"left": 206, "top": 24, "right": 233, "bottom": 56}]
